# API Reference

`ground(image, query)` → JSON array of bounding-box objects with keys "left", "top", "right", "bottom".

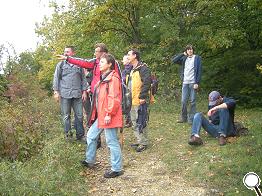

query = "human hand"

[
  {"left": 82, "top": 91, "right": 87, "bottom": 102},
  {"left": 183, "top": 51, "right": 187, "bottom": 56},
  {"left": 53, "top": 91, "right": 60, "bottom": 102},
  {"left": 207, "top": 107, "right": 217, "bottom": 116},
  {"left": 104, "top": 115, "right": 111, "bottom": 125},
  {"left": 193, "top": 84, "right": 199, "bottom": 90},
  {"left": 56, "top": 54, "right": 67, "bottom": 60}
]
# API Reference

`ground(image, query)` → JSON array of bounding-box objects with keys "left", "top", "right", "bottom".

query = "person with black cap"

[{"left": 188, "top": 91, "right": 237, "bottom": 146}]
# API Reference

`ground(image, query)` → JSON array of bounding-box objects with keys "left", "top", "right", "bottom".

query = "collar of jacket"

[{"left": 132, "top": 62, "right": 145, "bottom": 72}]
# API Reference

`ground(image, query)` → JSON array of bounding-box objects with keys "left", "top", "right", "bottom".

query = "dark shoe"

[
  {"left": 188, "top": 135, "right": 203, "bottom": 145},
  {"left": 76, "top": 137, "right": 86, "bottom": 144},
  {"left": 136, "top": 145, "right": 147, "bottom": 152},
  {"left": 104, "top": 170, "right": 123, "bottom": 178},
  {"left": 218, "top": 136, "right": 226, "bottom": 146},
  {"left": 124, "top": 122, "right": 132, "bottom": 128},
  {"left": 81, "top": 160, "right": 95, "bottom": 168},
  {"left": 130, "top": 143, "right": 139, "bottom": 148},
  {"left": 177, "top": 119, "right": 187, "bottom": 123},
  {"left": 65, "top": 131, "right": 73, "bottom": 141}
]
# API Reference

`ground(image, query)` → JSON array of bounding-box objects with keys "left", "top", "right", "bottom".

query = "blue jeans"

[
  {"left": 60, "top": 97, "right": 84, "bottom": 139},
  {"left": 191, "top": 109, "right": 235, "bottom": 137},
  {"left": 181, "top": 83, "right": 196, "bottom": 123},
  {"left": 85, "top": 119, "right": 122, "bottom": 172}
]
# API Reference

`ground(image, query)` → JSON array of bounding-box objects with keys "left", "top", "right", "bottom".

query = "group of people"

[
  {"left": 53, "top": 43, "right": 152, "bottom": 178},
  {"left": 53, "top": 43, "right": 237, "bottom": 178},
  {"left": 172, "top": 44, "right": 237, "bottom": 146}
]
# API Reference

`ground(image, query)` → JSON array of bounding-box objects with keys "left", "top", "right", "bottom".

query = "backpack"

[
  {"left": 234, "top": 121, "right": 249, "bottom": 136},
  {"left": 141, "top": 63, "right": 159, "bottom": 96},
  {"left": 114, "top": 62, "right": 132, "bottom": 115},
  {"left": 151, "top": 74, "right": 159, "bottom": 95}
]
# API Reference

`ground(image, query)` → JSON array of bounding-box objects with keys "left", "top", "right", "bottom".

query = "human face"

[
  {"left": 64, "top": 48, "right": 75, "bottom": 56},
  {"left": 94, "top": 47, "right": 104, "bottom": 59},
  {"left": 127, "top": 51, "right": 136, "bottom": 64},
  {"left": 99, "top": 57, "right": 111, "bottom": 73},
  {"left": 122, "top": 55, "right": 129, "bottom": 66},
  {"left": 186, "top": 48, "right": 194, "bottom": 57}
]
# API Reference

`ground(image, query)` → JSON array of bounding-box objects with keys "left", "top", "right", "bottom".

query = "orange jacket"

[{"left": 89, "top": 71, "right": 123, "bottom": 128}]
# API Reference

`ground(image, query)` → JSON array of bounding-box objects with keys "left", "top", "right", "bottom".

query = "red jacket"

[
  {"left": 67, "top": 57, "right": 121, "bottom": 93},
  {"left": 89, "top": 71, "right": 123, "bottom": 128}
]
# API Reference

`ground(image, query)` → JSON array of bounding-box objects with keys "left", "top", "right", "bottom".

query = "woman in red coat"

[{"left": 81, "top": 53, "right": 123, "bottom": 178}]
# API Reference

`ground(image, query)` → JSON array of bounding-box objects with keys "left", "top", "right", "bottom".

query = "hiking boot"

[
  {"left": 177, "top": 119, "right": 187, "bottom": 123},
  {"left": 76, "top": 137, "right": 86, "bottom": 144},
  {"left": 136, "top": 145, "right": 147, "bottom": 152},
  {"left": 130, "top": 143, "right": 139, "bottom": 148},
  {"left": 65, "top": 131, "right": 73, "bottom": 141},
  {"left": 81, "top": 160, "right": 95, "bottom": 168},
  {"left": 104, "top": 170, "right": 123, "bottom": 178},
  {"left": 218, "top": 135, "right": 226, "bottom": 146},
  {"left": 188, "top": 135, "right": 203, "bottom": 146},
  {"left": 124, "top": 122, "right": 133, "bottom": 128}
]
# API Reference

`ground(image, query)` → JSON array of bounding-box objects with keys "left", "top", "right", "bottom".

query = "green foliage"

[
  {"left": 33, "top": 0, "right": 262, "bottom": 106},
  {"left": 18, "top": 51, "right": 42, "bottom": 73},
  {"left": 202, "top": 49, "right": 262, "bottom": 107},
  {"left": 0, "top": 134, "right": 88, "bottom": 195},
  {"left": 0, "top": 72, "right": 60, "bottom": 161}
]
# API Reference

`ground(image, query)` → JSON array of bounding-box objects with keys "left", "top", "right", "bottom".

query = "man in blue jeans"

[
  {"left": 188, "top": 91, "right": 237, "bottom": 146},
  {"left": 172, "top": 44, "right": 202, "bottom": 124},
  {"left": 53, "top": 46, "right": 87, "bottom": 142}
]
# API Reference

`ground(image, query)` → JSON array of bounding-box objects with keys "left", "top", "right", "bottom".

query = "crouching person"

[
  {"left": 81, "top": 54, "right": 123, "bottom": 178},
  {"left": 188, "top": 91, "right": 237, "bottom": 146}
]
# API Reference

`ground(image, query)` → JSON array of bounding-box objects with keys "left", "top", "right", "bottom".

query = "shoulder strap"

[{"left": 59, "top": 61, "right": 65, "bottom": 80}]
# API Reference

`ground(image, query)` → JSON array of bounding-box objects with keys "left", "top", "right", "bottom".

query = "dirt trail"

[{"left": 81, "top": 141, "right": 209, "bottom": 196}]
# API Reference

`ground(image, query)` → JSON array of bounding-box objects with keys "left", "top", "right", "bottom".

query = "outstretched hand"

[{"left": 56, "top": 54, "right": 67, "bottom": 60}]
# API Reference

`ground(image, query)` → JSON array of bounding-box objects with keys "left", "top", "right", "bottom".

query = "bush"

[{"left": 0, "top": 73, "right": 60, "bottom": 161}]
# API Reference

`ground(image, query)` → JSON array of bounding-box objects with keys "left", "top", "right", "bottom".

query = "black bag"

[
  {"left": 234, "top": 121, "right": 249, "bottom": 136},
  {"left": 121, "top": 83, "right": 132, "bottom": 115}
]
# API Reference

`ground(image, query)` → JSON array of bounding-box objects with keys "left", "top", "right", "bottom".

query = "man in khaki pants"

[{"left": 126, "top": 49, "right": 152, "bottom": 152}]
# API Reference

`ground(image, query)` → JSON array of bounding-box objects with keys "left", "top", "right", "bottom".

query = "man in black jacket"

[{"left": 126, "top": 49, "right": 152, "bottom": 152}]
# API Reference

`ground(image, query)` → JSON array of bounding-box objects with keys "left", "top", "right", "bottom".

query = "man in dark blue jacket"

[
  {"left": 188, "top": 91, "right": 237, "bottom": 146},
  {"left": 172, "top": 44, "right": 202, "bottom": 124}
]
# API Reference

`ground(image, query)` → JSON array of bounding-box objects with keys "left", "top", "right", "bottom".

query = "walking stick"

[{"left": 119, "top": 117, "right": 124, "bottom": 150}]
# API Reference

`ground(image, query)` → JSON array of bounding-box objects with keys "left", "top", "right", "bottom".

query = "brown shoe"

[
  {"left": 188, "top": 135, "right": 203, "bottom": 145},
  {"left": 218, "top": 136, "right": 226, "bottom": 146}
]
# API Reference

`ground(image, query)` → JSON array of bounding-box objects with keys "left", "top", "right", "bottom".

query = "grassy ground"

[
  {"left": 0, "top": 95, "right": 261, "bottom": 195},
  {"left": 150, "top": 95, "right": 262, "bottom": 195}
]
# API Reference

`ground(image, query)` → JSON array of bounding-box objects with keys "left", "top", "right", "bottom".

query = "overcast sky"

[{"left": 0, "top": 0, "right": 66, "bottom": 54}]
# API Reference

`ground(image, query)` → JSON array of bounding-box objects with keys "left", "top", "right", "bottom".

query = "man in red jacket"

[{"left": 57, "top": 43, "right": 109, "bottom": 148}]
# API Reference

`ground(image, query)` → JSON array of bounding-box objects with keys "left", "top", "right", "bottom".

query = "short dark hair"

[
  {"left": 185, "top": 44, "right": 194, "bottom": 52},
  {"left": 129, "top": 49, "right": 140, "bottom": 61},
  {"left": 101, "top": 53, "right": 115, "bottom": 70},
  {"left": 65, "top": 46, "right": 75, "bottom": 52},
  {"left": 95, "top": 43, "right": 108, "bottom": 53}
]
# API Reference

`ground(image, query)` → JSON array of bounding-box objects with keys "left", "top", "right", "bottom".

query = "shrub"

[{"left": 0, "top": 73, "right": 60, "bottom": 161}]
